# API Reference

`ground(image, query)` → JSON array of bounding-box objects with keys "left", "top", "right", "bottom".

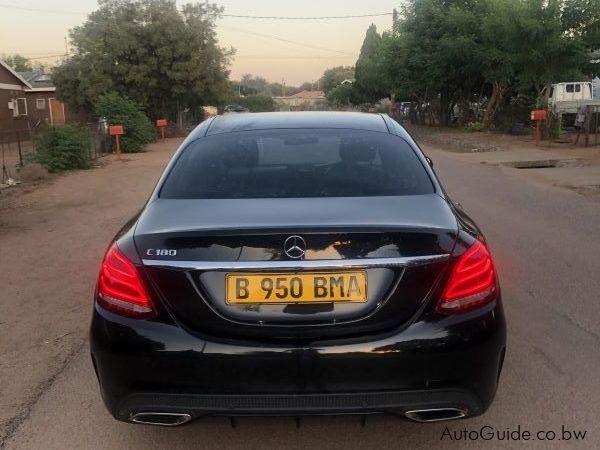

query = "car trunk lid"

[{"left": 136, "top": 195, "right": 457, "bottom": 340}]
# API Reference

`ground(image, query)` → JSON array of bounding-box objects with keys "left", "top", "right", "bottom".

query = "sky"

[{"left": 0, "top": 0, "right": 400, "bottom": 85}]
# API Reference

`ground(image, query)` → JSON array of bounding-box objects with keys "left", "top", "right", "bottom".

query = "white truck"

[
  {"left": 549, "top": 81, "right": 600, "bottom": 128},
  {"left": 549, "top": 81, "right": 600, "bottom": 114}
]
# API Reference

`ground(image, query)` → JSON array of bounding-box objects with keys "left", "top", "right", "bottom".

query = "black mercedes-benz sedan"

[{"left": 90, "top": 112, "right": 506, "bottom": 426}]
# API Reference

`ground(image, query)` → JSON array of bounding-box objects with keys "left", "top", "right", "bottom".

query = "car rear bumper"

[
  {"left": 118, "top": 389, "right": 480, "bottom": 422},
  {"left": 90, "top": 302, "right": 506, "bottom": 423}
]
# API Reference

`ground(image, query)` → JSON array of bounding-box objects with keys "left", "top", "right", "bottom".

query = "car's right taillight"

[
  {"left": 437, "top": 240, "right": 498, "bottom": 314},
  {"left": 96, "top": 244, "right": 154, "bottom": 317}
]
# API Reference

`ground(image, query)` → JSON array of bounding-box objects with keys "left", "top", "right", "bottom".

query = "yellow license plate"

[{"left": 226, "top": 272, "right": 367, "bottom": 304}]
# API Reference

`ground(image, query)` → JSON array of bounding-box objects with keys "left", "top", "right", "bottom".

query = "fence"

[
  {"left": 573, "top": 105, "right": 600, "bottom": 147},
  {"left": 1, "top": 124, "right": 110, "bottom": 184}
]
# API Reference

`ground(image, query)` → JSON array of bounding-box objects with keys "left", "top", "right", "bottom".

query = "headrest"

[
  {"left": 222, "top": 139, "right": 258, "bottom": 167},
  {"left": 339, "top": 138, "right": 376, "bottom": 164}
]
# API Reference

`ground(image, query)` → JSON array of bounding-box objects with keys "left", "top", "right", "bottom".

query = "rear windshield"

[{"left": 160, "top": 129, "right": 434, "bottom": 199}]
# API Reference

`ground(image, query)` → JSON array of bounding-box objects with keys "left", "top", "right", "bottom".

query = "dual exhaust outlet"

[{"left": 130, "top": 407, "right": 467, "bottom": 426}]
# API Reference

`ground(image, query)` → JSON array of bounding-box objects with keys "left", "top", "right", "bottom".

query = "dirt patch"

[
  {"left": 405, "top": 124, "right": 509, "bottom": 153},
  {"left": 16, "top": 164, "right": 50, "bottom": 182},
  {"left": 0, "top": 138, "right": 182, "bottom": 445},
  {"left": 567, "top": 184, "right": 600, "bottom": 197},
  {"left": 404, "top": 123, "right": 598, "bottom": 155}
]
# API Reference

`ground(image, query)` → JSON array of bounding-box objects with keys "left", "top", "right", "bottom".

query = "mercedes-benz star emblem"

[{"left": 283, "top": 235, "right": 306, "bottom": 259}]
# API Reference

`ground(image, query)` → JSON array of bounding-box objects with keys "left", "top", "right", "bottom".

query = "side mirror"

[{"left": 425, "top": 156, "right": 433, "bottom": 168}]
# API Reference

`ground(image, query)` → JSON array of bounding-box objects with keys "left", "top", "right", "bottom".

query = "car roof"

[{"left": 202, "top": 111, "right": 390, "bottom": 136}]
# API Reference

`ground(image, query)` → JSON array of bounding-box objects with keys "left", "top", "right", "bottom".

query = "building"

[
  {"left": 273, "top": 90, "right": 327, "bottom": 111},
  {"left": 0, "top": 59, "right": 86, "bottom": 139}
]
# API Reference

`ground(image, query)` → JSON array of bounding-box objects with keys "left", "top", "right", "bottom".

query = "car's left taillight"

[{"left": 96, "top": 244, "right": 154, "bottom": 317}]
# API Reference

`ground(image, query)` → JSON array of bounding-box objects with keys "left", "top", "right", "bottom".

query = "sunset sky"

[{"left": 0, "top": 0, "right": 399, "bottom": 85}]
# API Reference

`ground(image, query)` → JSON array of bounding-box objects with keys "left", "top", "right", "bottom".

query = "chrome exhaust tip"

[
  {"left": 404, "top": 407, "right": 467, "bottom": 423},
  {"left": 130, "top": 412, "right": 192, "bottom": 426}
]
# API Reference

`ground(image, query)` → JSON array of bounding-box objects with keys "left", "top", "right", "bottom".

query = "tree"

[
  {"left": 479, "top": 0, "right": 518, "bottom": 128},
  {"left": 239, "top": 74, "right": 271, "bottom": 95},
  {"left": 1, "top": 54, "right": 33, "bottom": 72},
  {"left": 298, "top": 81, "right": 315, "bottom": 91},
  {"left": 327, "top": 83, "right": 356, "bottom": 107},
  {"left": 513, "top": 0, "right": 588, "bottom": 103},
  {"left": 52, "top": 0, "right": 233, "bottom": 121},
  {"left": 319, "top": 66, "right": 355, "bottom": 93},
  {"left": 96, "top": 92, "right": 155, "bottom": 152},
  {"left": 562, "top": 0, "right": 600, "bottom": 52},
  {"left": 390, "top": 0, "right": 485, "bottom": 125},
  {"left": 375, "top": 0, "right": 591, "bottom": 128},
  {"left": 238, "top": 94, "right": 275, "bottom": 112},
  {"left": 353, "top": 25, "right": 390, "bottom": 104}
]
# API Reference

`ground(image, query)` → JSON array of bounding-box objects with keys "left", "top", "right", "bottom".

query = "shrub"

[
  {"left": 464, "top": 121, "right": 484, "bottom": 133},
  {"left": 327, "top": 83, "right": 356, "bottom": 107},
  {"left": 547, "top": 112, "right": 561, "bottom": 140},
  {"left": 241, "top": 94, "right": 275, "bottom": 112},
  {"left": 221, "top": 94, "right": 275, "bottom": 113},
  {"left": 33, "top": 124, "right": 92, "bottom": 172},
  {"left": 96, "top": 92, "right": 154, "bottom": 153}
]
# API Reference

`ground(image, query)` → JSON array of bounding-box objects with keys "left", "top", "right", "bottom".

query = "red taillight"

[
  {"left": 97, "top": 244, "right": 153, "bottom": 317},
  {"left": 437, "top": 240, "right": 497, "bottom": 313}
]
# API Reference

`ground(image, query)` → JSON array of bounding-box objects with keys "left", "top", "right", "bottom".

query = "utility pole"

[{"left": 390, "top": 9, "right": 399, "bottom": 116}]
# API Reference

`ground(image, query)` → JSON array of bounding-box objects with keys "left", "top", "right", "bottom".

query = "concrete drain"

[{"left": 501, "top": 159, "right": 590, "bottom": 169}]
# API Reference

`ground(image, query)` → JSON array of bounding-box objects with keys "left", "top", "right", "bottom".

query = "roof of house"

[
  {"left": 290, "top": 90, "right": 326, "bottom": 99},
  {"left": 17, "top": 71, "right": 54, "bottom": 88},
  {"left": 0, "top": 59, "right": 32, "bottom": 88}
]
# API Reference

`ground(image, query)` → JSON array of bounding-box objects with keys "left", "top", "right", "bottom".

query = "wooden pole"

[
  {"left": 593, "top": 106, "right": 600, "bottom": 145},
  {"left": 115, "top": 135, "right": 121, "bottom": 160},
  {"left": 585, "top": 109, "right": 590, "bottom": 148},
  {"left": 16, "top": 131, "right": 23, "bottom": 166}
]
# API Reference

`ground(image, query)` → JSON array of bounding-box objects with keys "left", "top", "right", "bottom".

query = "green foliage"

[
  {"left": 33, "top": 125, "right": 92, "bottom": 172},
  {"left": 353, "top": 25, "right": 391, "bottom": 104},
  {"left": 1, "top": 54, "right": 33, "bottom": 72},
  {"left": 327, "top": 83, "right": 356, "bottom": 107},
  {"left": 548, "top": 113, "right": 562, "bottom": 140},
  {"left": 238, "top": 94, "right": 275, "bottom": 112},
  {"left": 96, "top": 92, "right": 154, "bottom": 153},
  {"left": 236, "top": 75, "right": 272, "bottom": 96},
  {"left": 511, "top": 0, "right": 588, "bottom": 95},
  {"left": 298, "top": 81, "right": 315, "bottom": 91},
  {"left": 372, "top": 0, "right": 593, "bottom": 127},
  {"left": 320, "top": 66, "right": 355, "bottom": 93},
  {"left": 562, "top": 0, "right": 600, "bottom": 51},
  {"left": 229, "top": 75, "right": 306, "bottom": 99},
  {"left": 52, "top": 0, "right": 232, "bottom": 120},
  {"left": 464, "top": 122, "right": 484, "bottom": 133}
]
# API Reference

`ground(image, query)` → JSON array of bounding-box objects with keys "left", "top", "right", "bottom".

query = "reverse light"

[
  {"left": 97, "top": 244, "right": 153, "bottom": 317},
  {"left": 437, "top": 240, "right": 497, "bottom": 313}
]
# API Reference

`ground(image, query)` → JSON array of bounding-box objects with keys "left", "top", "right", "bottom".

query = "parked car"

[
  {"left": 223, "top": 104, "right": 248, "bottom": 113},
  {"left": 90, "top": 112, "right": 506, "bottom": 426}
]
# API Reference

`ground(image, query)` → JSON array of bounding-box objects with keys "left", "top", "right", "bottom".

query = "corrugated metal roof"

[
  {"left": 16, "top": 71, "right": 55, "bottom": 88},
  {"left": 290, "top": 90, "right": 326, "bottom": 99}
]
